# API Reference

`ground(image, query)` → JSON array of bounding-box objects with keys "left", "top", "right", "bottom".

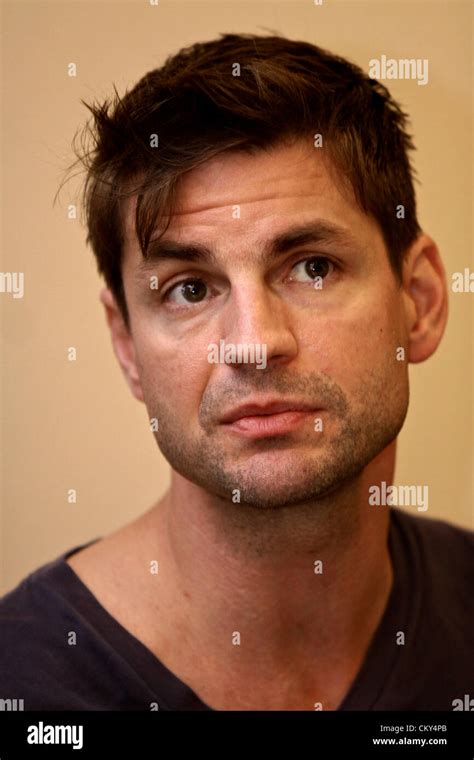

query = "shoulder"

[
  {"left": 372, "top": 510, "right": 474, "bottom": 709},
  {"left": 0, "top": 544, "right": 102, "bottom": 709},
  {"left": 391, "top": 507, "right": 474, "bottom": 559},
  {"left": 390, "top": 507, "right": 473, "bottom": 608},
  {"left": 0, "top": 552, "right": 70, "bottom": 628}
]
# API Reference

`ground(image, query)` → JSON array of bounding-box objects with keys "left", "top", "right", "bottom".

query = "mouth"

[{"left": 220, "top": 400, "right": 322, "bottom": 439}]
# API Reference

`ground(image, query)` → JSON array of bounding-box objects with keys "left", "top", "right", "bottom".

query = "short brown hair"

[{"left": 63, "top": 33, "right": 421, "bottom": 326}]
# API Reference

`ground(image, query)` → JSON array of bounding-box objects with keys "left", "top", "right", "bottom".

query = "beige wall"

[{"left": 1, "top": 0, "right": 472, "bottom": 594}]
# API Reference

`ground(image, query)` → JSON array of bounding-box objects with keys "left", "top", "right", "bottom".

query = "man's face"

[{"left": 120, "top": 139, "right": 410, "bottom": 508}]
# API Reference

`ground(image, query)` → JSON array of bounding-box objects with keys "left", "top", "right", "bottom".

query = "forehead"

[{"left": 121, "top": 138, "right": 380, "bottom": 268}]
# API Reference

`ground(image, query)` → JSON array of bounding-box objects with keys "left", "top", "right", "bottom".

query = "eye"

[
  {"left": 289, "top": 256, "right": 334, "bottom": 283},
  {"left": 165, "top": 278, "right": 208, "bottom": 306}
]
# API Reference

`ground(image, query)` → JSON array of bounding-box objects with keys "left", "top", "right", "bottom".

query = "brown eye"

[
  {"left": 290, "top": 257, "right": 334, "bottom": 283},
  {"left": 305, "top": 258, "right": 331, "bottom": 279},
  {"left": 167, "top": 279, "right": 208, "bottom": 304}
]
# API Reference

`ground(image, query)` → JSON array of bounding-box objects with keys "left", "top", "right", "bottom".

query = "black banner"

[{"left": 0, "top": 711, "right": 472, "bottom": 758}]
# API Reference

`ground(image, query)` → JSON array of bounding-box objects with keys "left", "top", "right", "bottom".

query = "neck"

[{"left": 140, "top": 442, "right": 396, "bottom": 708}]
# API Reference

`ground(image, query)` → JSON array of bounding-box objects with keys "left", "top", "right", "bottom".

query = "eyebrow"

[{"left": 135, "top": 220, "right": 360, "bottom": 278}]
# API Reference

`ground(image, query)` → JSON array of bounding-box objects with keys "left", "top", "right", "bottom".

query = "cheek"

[
  {"left": 302, "top": 289, "right": 405, "bottom": 381},
  {"left": 134, "top": 333, "right": 211, "bottom": 409}
]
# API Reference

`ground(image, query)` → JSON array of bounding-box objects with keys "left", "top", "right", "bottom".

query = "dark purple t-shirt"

[{"left": 0, "top": 508, "right": 473, "bottom": 711}]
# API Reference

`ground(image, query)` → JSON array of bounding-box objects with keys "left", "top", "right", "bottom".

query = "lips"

[{"left": 220, "top": 399, "right": 320, "bottom": 424}]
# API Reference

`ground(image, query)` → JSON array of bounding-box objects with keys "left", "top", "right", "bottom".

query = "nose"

[{"left": 221, "top": 278, "right": 298, "bottom": 369}]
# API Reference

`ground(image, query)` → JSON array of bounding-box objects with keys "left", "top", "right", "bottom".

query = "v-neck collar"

[{"left": 54, "top": 508, "right": 417, "bottom": 711}]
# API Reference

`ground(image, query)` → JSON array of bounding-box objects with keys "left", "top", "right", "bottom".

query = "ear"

[
  {"left": 99, "top": 287, "right": 145, "bottom": 402},
  {"left": 401, "top": 233, "right": 448, "bottom": 363}
]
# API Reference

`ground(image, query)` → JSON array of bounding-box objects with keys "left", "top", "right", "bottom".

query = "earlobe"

[
  {"left": 403, "top": 234, "right": 448, "bottom": 364},
  {"left": 99, "top": 287, "right": 145, "bottom": 402}
]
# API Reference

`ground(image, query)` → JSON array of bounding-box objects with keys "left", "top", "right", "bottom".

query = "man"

[{"left": 1, "top": 33, "right": 472, "bottom": 711}]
